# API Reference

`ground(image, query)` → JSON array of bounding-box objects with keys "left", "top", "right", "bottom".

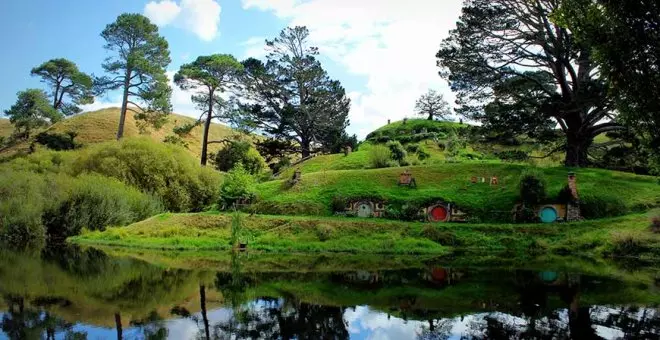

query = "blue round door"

[{"left": 539, "top": 206, "right": 558, "bottom": 223}]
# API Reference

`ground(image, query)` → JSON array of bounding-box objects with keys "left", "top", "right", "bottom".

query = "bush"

[
  {"left": 43, "top": 174, "right": 163, "bottom": 239},
  {"left": 609, "top": 231, "right": 652, "bottom": 257},
  {"left": 219, "top": 164, "right": 257, "bottom": 208},
  {"left": 35, "top": 131, "right": 80, "bottom": 151},
  {"left": 386, "top": 141, "right": 407, "bottom": 164},
  {"left": 405, "top": 144, "right": 420, "bottom": 153},
  {"left": 417, "top": 149, "right": 430, "bottom": 161},
  {"left": 331, "top": 196, "right": 348, "bottom": 213},
  {"left": 446, "top": 130, "right": 467, "bottom": 157},
  {"left": 580, "top": 194, "right": 627, "bottom": 219},
  {"left": 212, "top": 141, "right": 267, "bottom": 175},
  {"left": 385, "top": 203, "right": 423, "bottom": 221},
  {"left": 518, "top": 170, "right": 547, "bottom": 205},
  {"left": 71, "top": 138, "right": 221, "bottom": 212},
  {"left": 315, "top": 224, "right": 334, "bottom": 242},
  {"left": 0, "top": 170, "right": 49, "bottom": 250},
  {"left": 495, "top": 150, "right": 529, "bottom": 162},
  {"left": 368, "top": 145, "right": 392, "bottom": 169}
]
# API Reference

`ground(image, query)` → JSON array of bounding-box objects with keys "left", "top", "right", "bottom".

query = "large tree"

[
  {"left": 557, "top": 0, "right": 660, "bottom": 171},
  {"left": 95, "top": 13, "right": 172, "bottom": 140},
  {"left": 4, "top": 89, "right": 62, "bottom": 139},
  {"left": 415, "top": 89, "right": 452, "bottom": 120},
  {"left": 174, "top": 54, "right": 244, "bottom": 165},
  {"left": 30, "top": 58, "right": 94, "bottom": 116},
  {"left": 437, "top": 0, "right": 622, "bottom": 166},
  {"left": 241, "top": 26, "right": 350, "bottom": 158}
]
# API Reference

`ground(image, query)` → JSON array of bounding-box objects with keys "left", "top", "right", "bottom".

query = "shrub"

[
  {"left": 417, "top": 149, "right": 430, "bottom": 161},
  {"left": 219, "top": 164, "right": 257, "bottom": 208},
  {"left": 385, "top": 203, "right": 423, "bottom": 221},
  {"left": 405, "top": 144, "right": 420, "bottom": 153},
  {"left": 212, "top": 141, "right": 267, "bottom": 175},
  {"left": 331, "top": 196, "right": 348, "bottom": 213},
  {"left": 446, "top": 130, "right": 467, "bottom": 158},
  {"left": 375, "top": 135, "right": 391, "bottom": 144},
  {"left": 518, "top": 170, "right": 547, "bottom": 205},
  {"left": 495, "top": 150, "right": 529, "bottom": 162},
  {"left": 43, "top": 174, "right": 163, "bottom": 239},
  {"left": 315, "top": 224, "right": 334, "bottom": 242},
  {"left": 34, "top": 131, "right": 80, "bottom": 151},
  {"left": 368, "top": 145, "right": 392, "bottom": 169},
  {"left": 0, "top": 170, "right": 48, "bottom": 250},
  {"left": 580, "top": 194, "right": 627, "bottom": 219},
  {"left": 514, "top": 206, "right": 540, "bottom": 223},
  {"left": 609, "top": 231, "right": 652, "bottom": 257},
  {"left": 71, "top": 138, "right": 221, "bottom": 212},
  {"left": 421, "top": 226, "right": 457, "bottom": 245},
  {"left": 386, "top": 141, "right": 407, "bottom": 164}
]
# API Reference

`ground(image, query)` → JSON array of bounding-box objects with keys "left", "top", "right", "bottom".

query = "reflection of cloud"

[{"left": 344, "top": 306, "right": 423, "bottom": 340}]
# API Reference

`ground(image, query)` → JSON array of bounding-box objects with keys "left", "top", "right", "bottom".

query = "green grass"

[
  {"left": 261, "top": 163, "right": 660, "bottom": 220},
  {"left": 71, "top": 212, "right": 660, "bottom": 261},
  {"left": 368, "top": 118, "right": 468, "bottom": 137}
]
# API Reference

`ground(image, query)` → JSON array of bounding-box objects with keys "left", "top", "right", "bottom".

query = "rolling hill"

[{"left": 0, "top": 108, "right": 243, "bottom": 159}]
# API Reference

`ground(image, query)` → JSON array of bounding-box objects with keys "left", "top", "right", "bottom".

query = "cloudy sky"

[{"left": 0, "top": 0, "right": 463, "bottom": 139}]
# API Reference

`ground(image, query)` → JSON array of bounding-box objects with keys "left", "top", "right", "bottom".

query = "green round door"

[
  {"left": 539, "top": 206, "right": 558, "bottom": 223},
  {"left": 357, "top": 203, "right": 373, "bottom": 218}
]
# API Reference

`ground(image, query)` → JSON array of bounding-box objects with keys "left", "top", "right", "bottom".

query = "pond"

[{"left": 0, "top": 246, "right": 658, "bottom": 339}]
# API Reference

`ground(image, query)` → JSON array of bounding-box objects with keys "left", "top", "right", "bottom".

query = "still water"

[{"left": 0, "top": 246, "right": 658, "bottom": 339}]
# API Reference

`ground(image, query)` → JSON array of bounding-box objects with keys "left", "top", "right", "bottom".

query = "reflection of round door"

[
  {"left": 429, "top": 205, "right": 449, "bottom": 222},
  {"left": 539, "top": 206, "right": 558, "bottom": 223},
  {"left": 357, "top": 202, "right": 373, "bottom": 217}
]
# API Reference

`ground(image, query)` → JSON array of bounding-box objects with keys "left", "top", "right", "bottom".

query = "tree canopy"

[
  {"left": 95, "top": 13, "right": 172, "bottom": 140},
  {"left": 415, "top": 89, "right": 452, "bottom": 121},
  {"left": 174, "top": 54, "right": 244, "bottom": 165},
  {"left": 437, "top": 0, "right": 622, "bottom": 166},
  {"left": 240, "top": 26, "right": 351, "bottom": 158},
  {"left": 30, "top": 58, "right": 94, "bottom": 116},
  {"left": 3, "top": 89, "right": 62, "bottom": 139}
]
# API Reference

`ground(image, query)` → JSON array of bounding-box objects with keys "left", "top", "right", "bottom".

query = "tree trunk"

[
  {"left": 115, "top": 312, "right": 123, "bottom": 340},
  {"left": 200, "top": 285, "right": 211, "bottom": 340},
  {"left": 200, "top": 89, "right": 214, "bottom": 166},
  {"left": 116, "top": 70, "right": 132, "bottom": 140},
  {"left": 565, "top": 132, "right": 593, "bottom": 167},
  {"left": 301, "top": 137, "right": 311, "bottom": 158},
  {"left": 428, "top": 113, "right": 433, "bottom": 120}
]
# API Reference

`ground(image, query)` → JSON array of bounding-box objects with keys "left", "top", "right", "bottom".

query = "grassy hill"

[{"left": 0, "top": 108, "right": 241, "bottom": 159}]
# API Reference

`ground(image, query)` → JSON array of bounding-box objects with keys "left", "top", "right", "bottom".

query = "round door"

[
  {"left": 539, "top": 206, "right": 558, "bottom": 223},
  {"left": 357, "top": 202, "right": 373, "bottom": 218},
  {"left": 429, "top": 205, "right": 449, "bottom": 222}
]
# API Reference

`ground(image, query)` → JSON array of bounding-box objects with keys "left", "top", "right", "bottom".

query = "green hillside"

[{"left": 0, "top": 108, "right": 241, "bottom": 159}]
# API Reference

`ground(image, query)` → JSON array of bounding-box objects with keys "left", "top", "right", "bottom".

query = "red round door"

[{"left": 430, "top": 206, "right": 448, "bottom": 222}]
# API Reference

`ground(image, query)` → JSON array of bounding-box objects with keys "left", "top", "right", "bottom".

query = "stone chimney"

[
  {"left": 567, "top": 172, "right": 578, "bottom": 200},
  {"left": 566, "top": 172, "right": 581, "bottom": 221}
]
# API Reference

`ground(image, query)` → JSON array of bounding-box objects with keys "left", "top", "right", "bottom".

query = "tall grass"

[{"left": 368, "top": 145, "right": 393, "bottom": 169}]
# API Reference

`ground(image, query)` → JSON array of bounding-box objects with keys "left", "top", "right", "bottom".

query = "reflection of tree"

[
  {"left": 131, "top": 310, "right": 169, "bottom": 340},
  {"left": 212, "top": 299, "right": 349, "bottom": 339},
  {"left": 0, "top": 295, "right": 73, "bottom": 340},
  {"left": 417, "top": 318, "right": 454, "bottom": 340}
]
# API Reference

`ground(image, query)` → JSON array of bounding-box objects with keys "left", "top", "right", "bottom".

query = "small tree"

[
  {"left": 415, "top": 89, "right": 451, "bottom": 121},
  {"left": 386, "top": 141, "right": 407, "bottom": 164},
  {"left": 31, "top": 58, "right": 94, "bottom": 115},
  {"left": 95, "top": 13, "right": 172, "bottom": 140},
  {"left": 174, "top": 54, "right": 244, "bottom": 165},
  {"left": 219, "top": 164, "right": 257, "bottom": 208},
  {"left": 4, "top": 89, "right": 62, "bottom": 139},
  {"left": 212, "top": 141, "right": 266, "bottom": 175}
]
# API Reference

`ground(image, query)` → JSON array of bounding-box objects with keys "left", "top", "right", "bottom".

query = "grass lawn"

[{"left": 71, "top": 211, "right": 660, "bottom": 261}]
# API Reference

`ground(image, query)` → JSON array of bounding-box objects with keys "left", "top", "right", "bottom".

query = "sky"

[{"left": 0, "top": 0, "right": 464, "bottom": 139}]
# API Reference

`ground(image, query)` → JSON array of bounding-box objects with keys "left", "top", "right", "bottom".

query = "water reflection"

[{"left": 0, "top": 246, "right": 658, "bottom": 339}]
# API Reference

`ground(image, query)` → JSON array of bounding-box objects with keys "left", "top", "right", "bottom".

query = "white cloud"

[
  {"left": 241, "top": 0, "right": 463, "bottom": 138},
  {"left": 241, "top": 36, "right": 268, "bottom": 59},
  {"left": 145, "top": 0, "right": 222, "bottom": 41}
]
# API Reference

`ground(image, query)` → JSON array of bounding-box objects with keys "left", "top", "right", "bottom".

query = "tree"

[
  {"left": 95, "top": 13, "right": 172, "bottom": 140},
  {"left": 415, "top": 89, "right": 451, "bottom": 120},
  {"left": 556, "top": 0, "right": 660, "bottom": 172},
  {"left": 212, "top": 140, "right": 267, "bottom": 175},
  {"left": 4, "top": 89, "right": 62, "bottom": 139},
  {"left": 437, "top": 0, "right": 623, "bottom": 167},
  {"left": 174, "top": 54, "right": 244, "bottom": 165},
  {"left": 30, "top": 58, "right": 94, "bottom": 115},
  {"left": 240, "top": 26, "right": 351, "bottom": 158}
]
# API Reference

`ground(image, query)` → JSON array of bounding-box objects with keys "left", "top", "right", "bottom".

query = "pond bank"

[{"left": 70, "top": 212, "right": 660, "bottom": 260}]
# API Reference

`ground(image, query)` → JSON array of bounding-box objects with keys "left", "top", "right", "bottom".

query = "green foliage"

[
  {"left": 446, "top": 130, "right": 466, "bottom": 158},
  {"left": 416, "top": 149, "right": 430, "bottom": 161},
  {"left": 386, "top": 141, "right": 407, "bottom": 164},
  {"left": 495, "top": 150, "right": 529, "bottom": 162},
  {"left": 315, "top": 224, "right": 334, "bottom": 242},
  {"left": 0, "top": 170, "right": 48, "bottom": 250},
  {"left": 4, "top": 89, "right": 62, "bottom": 139},
  {"left": 43, "top": 174, "right": 163, "bottom": 239},
  {"left": 580, "top": 194, "right": 626, "bottom": 219},
  {"left": 230, "top": 210, "right": 243, "bottom": 247},
  {"left": 219, "top": 164, "right": 257, "bottom": 208},
  {"left": 31, "top": 58, "right": 94, "bottom": 115},
  {"left": 330, "top": 196, "right": 348, "bottom": 213},
  {"left": 421, "top": 226, "right": 457, "bottom": 246},
  {"left": 95, "top": 13, "right": 172, "bottom": 138},
  {"left": 34, "top": 131, "right": 80, "bottom": 151},
  {"left": 212, "top": 141, "right": 266, "bottom": 175},
  {"left": 368, "top": 145, "right": 392, "bottom": 169},
  {"left": 385, "top": 202, "right": 424, "bottom": 222},
  {"left": 71, "top": 138, "right": 221, "bottom": 212},
  {"left": 518, "top": 170, "right": 547, "bottom": 205},
  {"left": 405, "top": 144, "right": 420, "bottom": 153}
]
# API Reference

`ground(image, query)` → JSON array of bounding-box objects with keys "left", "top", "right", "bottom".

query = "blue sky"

[{"left": 0, "top": 0, "right": 464, "bottom": 138}]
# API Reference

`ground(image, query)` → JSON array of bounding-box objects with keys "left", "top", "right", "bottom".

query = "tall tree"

[
  {"left": 95, "top": 13, "right": 172, "bottom": 140},
  {"left": 30, "top": 58, "right": 94, "bottom": 115},
  {"left": 556, "top": 0, "right": 660, "bottom": 172},
  {"left": 437, "top": 0, "right": 622, "bottom": 166},
  {"left": 415, "top": 89, "right": 452, "bottom": 120},
  {"left": 174, "top": 54, "right": 244, "bottom": 165},
  {"left": 241, "top": 27, "right": 351, "bottom": 158},
  {"left": 4, "top": 89, "right": 62, "bottom": 139}
]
